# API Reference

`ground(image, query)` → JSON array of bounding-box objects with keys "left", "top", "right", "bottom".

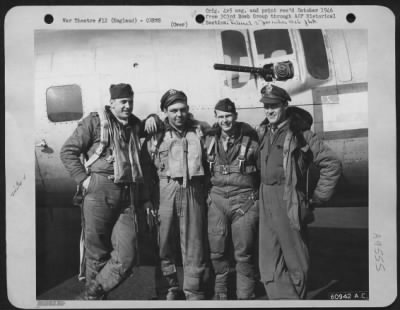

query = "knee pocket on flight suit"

[
  {"left": 208, "top": 222, "right": 227, "bottom": 258},
  {"left": 207, "top": 201, "right": 227, "bottom": 257}
]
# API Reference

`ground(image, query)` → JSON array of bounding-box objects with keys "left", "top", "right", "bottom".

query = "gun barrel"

[{"left": 213, "top": 63, "right": 264, "bottom": 75}]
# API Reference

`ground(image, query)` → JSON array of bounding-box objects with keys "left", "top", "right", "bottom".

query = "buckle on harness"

[
  {"left": 236, "top": 208, "right": 245, "bottom": 216},
  {"left": 222, "top": 165, "right": 229, "bottom": 175},
  {"left": 238, "top": 159, "right": 245, "bottom": 174},
  {"left": 95, "top": 145, "right": 105, "bottom": 156},
  {"left": 209, "top": 160, "right": 215, "bottom": 176}
]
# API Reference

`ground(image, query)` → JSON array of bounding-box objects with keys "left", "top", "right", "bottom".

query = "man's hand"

[
  {"left": 82, "top": 176, "right": 91, "bottom": 191},
  {"left": 143, "top": 201, "right": 158, "bottom": 232},
  {"left": 301, "top": 198, "right": 319, "bottom": 225},
  {"left": 144, "top": 116, "right": 158, "bottom": 135}
]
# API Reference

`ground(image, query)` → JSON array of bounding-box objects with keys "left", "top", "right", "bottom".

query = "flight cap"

[
  {"left": 260, "top": 84, "right": 291, "bottom": 106},
  {"left": 160, "top": 89, "right": 187, "bottom": 110},
  {"left": 110, "top": 83, "right": 134, "bottom": 99},
  {"left": 215, "top": 98, "right": 237, "bottom": 114}
]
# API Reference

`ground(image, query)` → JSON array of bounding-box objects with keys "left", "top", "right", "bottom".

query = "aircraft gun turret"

[{"left": 213, "top": 61, "right": 294, "bottom": 82}]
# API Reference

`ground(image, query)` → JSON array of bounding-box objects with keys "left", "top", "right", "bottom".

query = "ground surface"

[{"left": 37, "top": 207, "right": 369, "bottom": 301}]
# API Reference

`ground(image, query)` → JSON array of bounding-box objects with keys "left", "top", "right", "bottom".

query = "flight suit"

[
  {"left": 60, "top": 108, "right": 144, "bottom": 296},
  {"left": 257, "top": 109, "right": 341, "bottom": 299},
  {"left": 141, "top": 119, "right": 208, "bottom": 300},
  {"left": 205, "top": 122, "right": 259, "bottom": 299}
]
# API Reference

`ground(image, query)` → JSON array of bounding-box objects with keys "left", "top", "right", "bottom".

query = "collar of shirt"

[
  {"left": 220, "top": 122, "right": 240, "bottom": 139},
  {"left": 106, "top": 106, "right": 130, "bottom": 127},
  {"left": 164, "top": 118, "right": 195, "bottom": 137},
  {"left": 116, "top": 118, "right": 129, "bottom": 126},
  {"left": 220, "top": 128, "right": 238, "bottom": 152},
  {"left": 268, "top": 119, "right": 289, "bottom": 134},
  {"left": 220, "top": 130, "right": 234, "bottom": 142}
]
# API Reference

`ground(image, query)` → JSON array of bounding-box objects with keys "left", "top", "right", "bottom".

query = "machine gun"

[{"left": 213, "top": 61, "right": 294, "bottom": 82}]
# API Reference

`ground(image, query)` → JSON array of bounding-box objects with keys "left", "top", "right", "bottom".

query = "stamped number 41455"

[{"left": 373, "top": 233, "right": 385, "bottom": 272}]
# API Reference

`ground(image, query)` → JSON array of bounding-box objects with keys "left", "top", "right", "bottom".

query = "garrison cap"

[
  {"left": 215, "top": 98, "right": 237, "bottom": 114},
  {"left": 110, "top": 83, "right": 134, "bottom": 99},
  {"left": 160, "top": 89, "right": 187, "bottom": 110},
  {"left": 260, "top": 84, "right": 291, "bottom": 106}
]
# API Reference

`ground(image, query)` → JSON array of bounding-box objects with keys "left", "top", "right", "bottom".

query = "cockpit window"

[
  {"left": 299, "top": 29, "right": 329, "bottom": 80},
  {"left": 221, "top": 30, "right": 251, "bottom": 88},
  {"left": 254, "top": 29, "right": 293, "bottom": 61},
  {"left": 46, "top": 84, "right": 83, "bottom": 122}
]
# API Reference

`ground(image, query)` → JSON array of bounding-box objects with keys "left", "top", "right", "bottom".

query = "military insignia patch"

[{"left": 265, "top": 83, "right": 273, "bottom": 94}]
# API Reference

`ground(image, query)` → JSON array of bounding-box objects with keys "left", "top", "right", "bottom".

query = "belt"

[
  {"left": 214, "top": 165, "right": 241, "bottom": 175},
  {"left": 158, "top": 175, "right": 204, "bottom": 185},
  {"left": 91, "top": 172, "right": 132, "bottom": 189},
  {"left": 174, "top": 176, "right": 203, "bottom": 185},
  {"left": 261, "top": 176, "right": 285, "bottom": 186},
  {"left": 211, "top": 188, "right": 255, "bottom": 199}
]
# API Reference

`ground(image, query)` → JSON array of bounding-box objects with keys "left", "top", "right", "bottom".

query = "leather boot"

[
  {"left": 77, "top": 280, "right": 106, "bottom": 300},
  {"left": 165, "top": 274, "right": 180, "bottom": 300}
]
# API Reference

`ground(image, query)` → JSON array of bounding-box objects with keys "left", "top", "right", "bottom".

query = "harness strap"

[
  {"left": 78, "top": 204, "right": 86, "bottom": 282},
  {"left": 238, "top": 136, "right": 250, "bottom": 174},
  {"left": 306, "top": 167, "right": 310, "bottom": 207},
  {"left": 206, "top": 136, "right": 216, "bottom": 176},
  {"left": 149, "top": 131, "right": 165, "bottom": 161},
  {"left": 79, "top": 112, "right": 109, "bottom": 281},
  {"left": 207, "top": 134, "right": 251, "bottom": 175},
  {"left": 84, "top": 111, "right": 109, "bottom": 170},
  {"left": 231, "top": 199, "right": 255, "bottom": 223},
  {"left": 182, "top": 137, "right": 189, "bottom": 188},
  {"left": 231, "top": 191, "right": 258, "bottom": 223}
]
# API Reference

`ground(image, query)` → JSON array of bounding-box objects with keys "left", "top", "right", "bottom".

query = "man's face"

[
  {"left": 164, "top": 101, "right": 189, "bottom": 129},
  {"left": 110, "top": 97, "right": 134, "bottom": 120},
  {"left": 215, "top": 110, "right": 237, "bottom": 133},
  {"left": 264, "top": 102, "right": 287, "bottom": 125}
]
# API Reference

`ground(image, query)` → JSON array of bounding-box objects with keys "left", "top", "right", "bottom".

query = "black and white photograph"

[{"left": 4, "top": 5, "right": 397, "bottom": 308}]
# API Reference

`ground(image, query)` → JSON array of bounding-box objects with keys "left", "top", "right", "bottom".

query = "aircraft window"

[
  {"left": 221, "top": 30, "right": 250, "bottom": 88},
  {"left": 46, "top": 84, "right": 83, "bottom": 122},
  {"left": 254, "top": 29, "right": 293, "bottom": 60},
  {"left": 299, "top": 30, "right": 329, "bottom": 80}
]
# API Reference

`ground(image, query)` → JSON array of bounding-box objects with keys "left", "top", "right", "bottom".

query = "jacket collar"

[
  {"left": 206, "top": 121, "right": 256, "bottom": 139},
  {"left": 105, "top": 106, "right": 141, "bottom": 128},
  {"left": 259, "top": 106, "right": 313, "bottom": 135},
  {"left": 163, "top": 117, "right": 198, "bottom": 136}
]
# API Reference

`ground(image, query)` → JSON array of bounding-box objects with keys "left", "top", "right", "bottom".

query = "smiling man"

[
  {"left": 257, "top": 84, "right": 342, "bottom": 299},
  {"left": 60, "top": 83, "right": 153, "bottom": 300},
  {"left": 204, "top": 98, "right": 260, "bottom": 300},
  {"left": 140, "top": 89, "right": 209, "bottom": 300}
]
